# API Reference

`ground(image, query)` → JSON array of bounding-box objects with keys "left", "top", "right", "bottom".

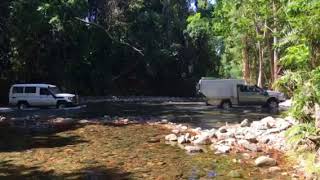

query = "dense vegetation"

[
  {"left": 0, "top": 0, "right": 223, "bottom": 98},
  {"left": 1, "top": 0, "right": 320, "bottom": 117}
]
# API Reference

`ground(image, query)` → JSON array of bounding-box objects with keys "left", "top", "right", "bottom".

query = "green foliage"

[
  {"left": 280, "top": 44, "right": 310, "bottom": 70},
  {"left": 285, "top": 123, "right": 317, "bottom": 146}
]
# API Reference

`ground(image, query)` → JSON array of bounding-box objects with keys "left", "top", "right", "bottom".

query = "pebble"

[
  {"left": 160, "top": 119, "right": 168, "bottom": 124},
  {"left": 227, "top": 170, "right": 242, "bottom": 178},
  {"left": 218, "top": 126, "right": 228, "bottom": 133},
  {"left": 177, "top": 136, "right": 187, "bottom": 144},
  {"left": 240, "top": 119, "right": 250, "bottom": 127},
  {"left": 165, "top": 134, "right": 177, "bottom": 141},
  {"left": 193, "top": 134, "right": 210, "bottom": 145},
  {"left": 268, "top": 166, "right": 281, "bottom": 173},
  {"left": 147, "top": 138, "right": 161, "bottom": 143},
  {"left": 172, "top": 129, "right": 180, "bottom": 134},
  {"left": 185, "top": 146, "right": 203, "bottom": 153},
  {"left": 212, "top": 144, "right": 231, "bottom": 154}
]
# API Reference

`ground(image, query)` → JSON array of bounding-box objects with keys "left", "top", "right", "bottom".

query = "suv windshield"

[{"left": 49, "top": 86, "right": 61, "bottom": 95}]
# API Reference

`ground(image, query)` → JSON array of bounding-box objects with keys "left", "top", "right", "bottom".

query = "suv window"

[
  {"left": 12, "top": 87, "right": 23, "bottom": 94},
  {"left": 25, "top": 87, "right": 36, "bottom": 94},
  {"left": 40, "top": 88, "right": 50, "bottom": 95}
]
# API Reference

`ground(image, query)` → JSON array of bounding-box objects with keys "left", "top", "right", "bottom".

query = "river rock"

[
  {"left": 185, "top": 133, "right": 190, "bottom": 140},
  {"left": 238, "top": 139, "right": 260, "bottom": 152},
  {"left": 227, "top": 170, "right": 242, "bottom": 178},
  {"left": 0, "top": 116, "right": 5, "bottom": 120},
  {"left": 240, "top": 119, "right": 250, "bottom": 127},
  {"left": 180, "top": 126, "right": 188, "bottom": 131},
  {"left": 160, "top": 119, "right": 168, "bottom": 124},
  {"left": 216, "top": 131, "right": 234, "bottom": 140},
  {"left": 255, "top": 156, "right": 277, "bottom": 167},
  {"left": 251, "top": 116, "right": 276, "bottom": 130},
  {"left": 268, "top": 166, "right": 281, "bottom": 173},
  {"left": 185, "top": 146, "right": 203, "bottom": 153},
  {"left": 165, "top": 134, "right": 178, "bottom": 141},
  {"left": 192, "top": 127, "right": 202, "bottom": 134},
  {"left": 241, "top": 153, "right": 251, "bottom": 159},
  {"left": 177, "top": 135, "right": 187, "bottom": 144},
  {"left": 218, "top": 126, "right": 228, "bottom": 133},
  {"left": 216, "top": 138, "right": 236, "bottom": 146},
  {"left": 193, "top": 134, "right": 210, "bottom": 145},
  {"left": 244, "top": 132, "right": 258, "bottom": 143},
  {"left": 275, "top": 118, "right": 292, "bottom": 130},
  {"left": 211, "top": 144, "right": 231, "bottom": 154},
  {"left": 172, "top": 129, "right": 180, "bottom": 134},
  {"left": 103, "top": 115, "right": 112, "bottom": 121}
]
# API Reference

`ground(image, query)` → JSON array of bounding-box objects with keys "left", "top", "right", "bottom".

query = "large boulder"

[
  {"left": 251, "top": 116, "right": 276, "bottom": 130},
  {"left": 255, "top": 156, "right": 277, "bottom": 167}
]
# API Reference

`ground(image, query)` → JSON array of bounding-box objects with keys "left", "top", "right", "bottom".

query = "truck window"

[
  {"left": 239, "top": 85, "right": 249, "bottom": 92},
  {"left": 12, "top": 87, "right": 23, "bottom": 94},
  {"left": 40, "top": 88, "right": 50, "bottom": 95},
  {"left": 25, "top": 87, "right": 36, "bottom": 94}
]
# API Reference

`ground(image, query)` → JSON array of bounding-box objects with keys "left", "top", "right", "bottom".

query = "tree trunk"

[
  {"left": 310, "top": 41, "right": 320, "bottom": 68},
  {"left": 242, "top": 36, "right": 250, "bottom": 84},
  {"left": 268, "top": 31, "right": 274, "bottom": 85},
  {"left": 257, "top": 41, "right": 264, "bottom": 88},
  {"left": 272, "top": 0, "right": 278, "bottom": 81},
  {"left": 315, "top": 104, "right": 320, "bottom": 130}
]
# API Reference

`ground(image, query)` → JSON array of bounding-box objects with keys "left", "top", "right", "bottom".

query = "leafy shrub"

[{"left": 285, "top": 123, "right": 317, "bottom": 146}]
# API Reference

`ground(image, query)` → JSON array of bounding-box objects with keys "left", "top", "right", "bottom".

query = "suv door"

[{"left": 39, "top": 88, "right": 56, "bottom": 106}]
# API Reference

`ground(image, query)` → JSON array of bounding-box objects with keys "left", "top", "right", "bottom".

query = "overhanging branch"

[{"left": 75, "top": 17, "right": 144, "bottom": 56}]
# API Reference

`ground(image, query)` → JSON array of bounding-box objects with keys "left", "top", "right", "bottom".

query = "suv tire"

[
  {"left": 17, "top": 101, "right": 29, "bottom": 110},
  {"left": 57, "top": 101, "right": 67, "bottom": 109}
]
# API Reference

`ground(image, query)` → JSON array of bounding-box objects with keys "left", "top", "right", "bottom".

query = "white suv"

[{"left": 9, "top": 84, "right": 79, "bottom": 109}]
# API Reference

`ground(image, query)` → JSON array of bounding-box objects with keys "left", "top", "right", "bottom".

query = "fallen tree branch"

[{"left": 75, "top": 17, "right": 144, "bottom": 56}]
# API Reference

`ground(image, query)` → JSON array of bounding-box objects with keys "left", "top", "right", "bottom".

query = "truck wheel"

[
  {"left": 221, "top": 100, "right": 232, "bottom": 110},
  {"left": 268, "top": 99, "right": 278, "bottom": 109},
  {"left": 18, "top": 102, "right": 29, "bottom": 110},
  {"left": 57, "top": 102, "right": 67, "bottom": 109}
]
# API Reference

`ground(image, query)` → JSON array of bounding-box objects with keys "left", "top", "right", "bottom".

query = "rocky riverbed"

[{"left": 0, "top": 114, "right": 301, "bottom": 179}]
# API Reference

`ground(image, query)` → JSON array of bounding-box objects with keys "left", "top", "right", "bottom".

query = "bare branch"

[{"left": 75, "top": 17, "right": 144, "bottom": 56}]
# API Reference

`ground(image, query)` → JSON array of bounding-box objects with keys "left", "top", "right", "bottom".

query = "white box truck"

[{"left": 197, "top": 78, "right": 286, "bottom": 109}]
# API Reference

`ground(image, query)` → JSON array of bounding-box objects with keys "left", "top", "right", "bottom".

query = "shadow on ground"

[
  {"left": 0, "top": 160, "right": 131, "bottom": 180},
  {"left": 0, "top": 124, "right": 87, "bottom": 152}
]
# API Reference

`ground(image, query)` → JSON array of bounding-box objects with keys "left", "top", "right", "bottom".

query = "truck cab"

[
  {"left": 197, "top": 78, "right": 286, "bottom": 109},
  {"left": 237, "top": 84, "right": 283, "bottom": 108}
]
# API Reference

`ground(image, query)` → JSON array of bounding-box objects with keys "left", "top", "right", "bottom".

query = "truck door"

[
  {"left": 237, "top": 85, "right": 256, "bottom": 105},
  {"left": 238, "top": 85, "right": 266, "bottom": 105},
  {"left": 250, "top": 86, "right": 268, "bottom": 105}
]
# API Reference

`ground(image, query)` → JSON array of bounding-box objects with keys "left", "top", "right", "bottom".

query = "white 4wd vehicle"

[{"left": 9, "top": 84, "right": 79, "bottom": 109}]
